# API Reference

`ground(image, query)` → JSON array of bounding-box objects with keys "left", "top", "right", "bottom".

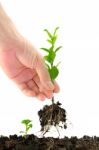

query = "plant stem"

[
  {"left": 50, "top": 55, "right": 55, "bottom": 104},
  {"left": 52, "top": 96, "right": 54, "bottom": 104},
  {"left": 26, "top": 126, "right": 27, "bottom": 136}
]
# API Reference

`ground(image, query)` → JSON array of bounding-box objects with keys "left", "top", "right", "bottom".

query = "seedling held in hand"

[
  {"left": 20, "top": 119, "right": 33, "bottom": 138},
  {"left": 38, "top": 27, "right": 67, "bottom": 137},
  {"left": 41, "top": 27, "right": 62, "bottom": 103},
  {"left": 41, "top": 27, "right": 62, "bottom": 81}
]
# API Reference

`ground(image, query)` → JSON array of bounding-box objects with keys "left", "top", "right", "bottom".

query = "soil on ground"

[
  {"left": 0, "top": 134, "right": 99, "bottom": 150},
  {"left": 0, "top": 102, "right": 98, "bottom": 150}
]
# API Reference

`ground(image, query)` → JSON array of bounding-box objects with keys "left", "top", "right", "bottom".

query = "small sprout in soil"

[
  {"left": 38, "top": 27, "right": 67, "bottom": 136},
  {"left": 20, "top": 119, "right": 33, "bottom": 138}
]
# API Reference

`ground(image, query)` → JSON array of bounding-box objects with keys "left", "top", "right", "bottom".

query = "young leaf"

[
  {"left": 20, "top": 119, "right": 33, "bottom": 138},
  {"left": 44, "top": 29, "right": 52, "bottom": 39},
  {"left": 47, "top": 39, "right": 52, "bottom": 44},
  {"left": 44, "top": 55, "right": 51, "bottom": 63},
  {"left": 53, "top": 27, "right": 59, "bottom": 36},
  {"left": 49, "top": 46, "right": 54, "bottom": 51},
  {"left": 21, "top": 119, "right": 32, "bottom": 125},
  {"left": 55, "top": 46, "right": 62, "bottom": 53},
  {"left": 26, "top": 124, "right": 32, "bottom": 132},
  {"left": 49, "top": 51, "right": 56, "bottom": 64},
  {"left": 52, "top": 35, "right": 57, "bottom": 45},
  {"left": 44, "top": 51, "right": 56, "bottom": 65},
  {"left": 48, "top": 66, "right": 59, "bottom": 80},
  {"left": 29, "top": 124, "right": 33, "bottom": 128},
  {"left": 40, "top": 48, "right": 49, "bottom": 52},
  {"left": 41, "top": 27, "right": 61, "bottom": 82}
]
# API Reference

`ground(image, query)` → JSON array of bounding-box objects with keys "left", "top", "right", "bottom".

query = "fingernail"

[
  {"left": 46, "top": 81, "right": 54, "bottom": 90},
  {"left": 38, "top": 95, "right": 45, "bottom": 101},
  {"left": 48, "top": 93, "right": 54, "bottom": 99}
]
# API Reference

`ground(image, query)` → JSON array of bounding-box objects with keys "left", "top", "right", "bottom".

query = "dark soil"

[
  {"left": 1, "top": 102, "right": 98, "bottom": 150},
  {"left": 0, "top": 134, "right": 99, "bottom": 150},
  {"left": 38, "top": 101, "right": 67, "bottom": 135}
]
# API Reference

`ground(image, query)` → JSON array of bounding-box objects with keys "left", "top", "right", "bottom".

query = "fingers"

[
  {"left": 53, "top": 81, "right": 60, "bottom": 93},
  {"left": 18, "top": 79, "right": 60, "bottom": 100},
  {"left": 27, "top": 80, "right": 46, "bottom": 100},
  {"left": 37, "top": 93, "right": 46, "bottom": 101},
  {"left": 42, "top": 81, "right": 60, "bottom": 98},
  {"left": 18, "top": 83, "right": 36, "bottom": 97},
  {"left": 17, "top": 80, "right": 52, "bottom": 100},
  {"left": 27, "top": 79, "right": 39, "bottom": 95},
  {"left": 35, "top": 54, "right": 54, "bottom": 91},
  {"left": 33, "top": 74, "right": 53, "bottom": 99},
  {"left": 31, "top": 73, "right": 60, "bottom": 99},
  {"left": 35, "top": 54, "right": 60, "bottom": 96}
]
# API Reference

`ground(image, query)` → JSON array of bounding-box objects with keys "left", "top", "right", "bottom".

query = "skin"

[{"left": 0, "top": 3, "right": 60, "bottom": 100}]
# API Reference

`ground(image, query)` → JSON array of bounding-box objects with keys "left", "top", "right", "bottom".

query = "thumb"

[{"left": 36, "top": 54, "right": 54, "bottom": 91}]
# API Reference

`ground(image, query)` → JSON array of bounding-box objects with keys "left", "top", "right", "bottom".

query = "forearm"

[{"left": 0, "top": 3, "right": 21, "bottom": 51}]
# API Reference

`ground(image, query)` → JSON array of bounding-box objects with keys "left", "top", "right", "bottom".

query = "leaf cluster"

[
  {"left": 41, "top": 27, "right": 62, "bottom": 80},
  {"left": 20, "top": 119, "right": 33, "bottom": 138}
]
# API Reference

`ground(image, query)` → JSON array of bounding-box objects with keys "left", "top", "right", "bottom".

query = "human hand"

[
  {"left": 0, "top": 3, "right": 59, "bottom": 100},
  {"left": 0, "top": 37, "right": 60, "bottom": 100}
]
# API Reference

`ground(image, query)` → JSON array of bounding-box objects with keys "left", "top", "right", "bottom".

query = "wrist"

[{"left": 0, "top": 3, "right": 22, "bottom": 51}]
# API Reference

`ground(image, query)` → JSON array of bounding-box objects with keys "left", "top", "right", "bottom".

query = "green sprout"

[
  {"left": 20, "top": 119, "right": 33, "bottom": 138},
  {"left": 41, "top": 27, "right": 62, "bottom": 103}
]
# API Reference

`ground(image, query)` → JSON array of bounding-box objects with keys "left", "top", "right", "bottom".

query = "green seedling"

[
  {"left": 20, "top": 119, "right": 33, "bottom": 138},
  {"left": 41, "top": 27, "right": 62, "bottom": 103},
  {"left": 38, "top": 27, "right": 66, "bottom": 137}
]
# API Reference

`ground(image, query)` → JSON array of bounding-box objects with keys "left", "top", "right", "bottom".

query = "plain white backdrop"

[{"left": 0, "top": 0, "right": 99, "bottom": 138}]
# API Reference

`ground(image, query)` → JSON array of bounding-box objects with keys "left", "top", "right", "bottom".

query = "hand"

[{"left": 0, "top": 37, "right": 60, "bottom": 100}]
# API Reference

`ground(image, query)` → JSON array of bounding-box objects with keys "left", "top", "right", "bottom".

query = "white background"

[{"left": 0, "top": 0, "right": 99, "bottom": 138}]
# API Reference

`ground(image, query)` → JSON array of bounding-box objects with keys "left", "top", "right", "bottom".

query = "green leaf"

[
  {"left": 47, "top": 39, "right": 52, "bottom": 44},
  {"left": 21, "top": 119, "right": 32, "bottom": 125},
  {"left": 52, "top": 35, "right": 57, "bottom": 45},
  {"left": 29, "top": 124, "right": 33, "bottom": 128},
  {"left": 49, "top": 51, "right": 56, "bottom": 63},
  {"left": 53, "top": 27, "right": 59, "bottom": 36},
  {"left": 49, "top": 46, "right": 54, "bottom": 51},
  {"left": 44, "top": 29, "right": 52, "bottom": 39},
  {"left": 55, "top": 46, "right": 62, "bottom": 53},
  {"left": 48, "top": 66, "right": 59, "bottom": 80},
  {"left": 41, "top": 27, "right": 62, "bottom": 81},
  {"left": 26, "top": 124, "right": 32, "bottom": 132},
  {"left": 44, "top": 51, "right": 56, "bottom": 64},
  {"left": 40, "top": 48, "right": 49, "bottom": 52},
  {"left": 44, "top": 55, "right": 50, "bottom": 63}
]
